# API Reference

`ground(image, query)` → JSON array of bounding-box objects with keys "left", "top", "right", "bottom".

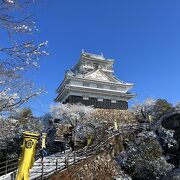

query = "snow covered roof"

[
  {"left": 81, "top": 51, "right": 114, "bottom": 62},
  {"left": 65, "top": 69, "right": 133, "bottom": 86}
]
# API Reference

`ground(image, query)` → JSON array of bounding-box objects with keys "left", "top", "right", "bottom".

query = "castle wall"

[{"left": 64, "top": 95, "right": 128, "bottom": 110}]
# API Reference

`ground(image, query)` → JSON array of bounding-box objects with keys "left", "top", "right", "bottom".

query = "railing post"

[
  {"left": 56, "top": 159, "right": 58, "bottom": 172},
  {"left": 41, "top": 161, "right": 44, "bottom": 180},
  {"left": 86, "top": 146, "right": 88, "bottom": 158},
  {"left": 11, "top": 171, "right": 16, "bottom": 180},
  {"left": 84, "top": 146, "right": 87, "bottom": 158},
  {"left": 73, "top": 152, "right": 76, "bottom": 164},
  {"left": 65, "top": 155, "right": 69, "bottom": 168}
]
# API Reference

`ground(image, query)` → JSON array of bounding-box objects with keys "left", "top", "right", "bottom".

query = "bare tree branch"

[{"left": 0, "top": 0, "right": 48, "bottom": 115}]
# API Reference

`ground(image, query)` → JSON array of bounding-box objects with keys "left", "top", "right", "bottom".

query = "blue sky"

[{"left": 27, "top": 0, "right": 180, "bottom": 116}]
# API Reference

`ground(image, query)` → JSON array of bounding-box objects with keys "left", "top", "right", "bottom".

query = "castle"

[{"left": 55, "top": 51, "right": 135, "bottom": 109}]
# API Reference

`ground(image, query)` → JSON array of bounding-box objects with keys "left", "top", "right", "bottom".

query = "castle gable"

[{"left": 84, "top": 69, "right": 113, "bottom": 82}]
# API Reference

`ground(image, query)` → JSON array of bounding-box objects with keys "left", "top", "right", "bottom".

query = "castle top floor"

[{"left": 73, "top": 51, "right": 115, "bottom": 74}]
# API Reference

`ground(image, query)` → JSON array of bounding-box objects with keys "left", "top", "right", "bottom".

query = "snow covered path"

[
  {"left": 0, "top": 150, "right": 88, "bottom": 180},
  {"left": 30, "top": 150, "right": 87, "bottom": 180}
]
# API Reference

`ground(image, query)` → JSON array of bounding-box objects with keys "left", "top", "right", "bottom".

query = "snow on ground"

[
  {"left": 0, "top": 171, "right": 16, "bottom": 180},
  {"left": 30, "top": 150, "right": 86, "bottom": 180}
]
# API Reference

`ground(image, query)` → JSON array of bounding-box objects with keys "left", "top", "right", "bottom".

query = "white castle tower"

[{"left": 55, "top": 51, "right": 135, "bottom": 109}]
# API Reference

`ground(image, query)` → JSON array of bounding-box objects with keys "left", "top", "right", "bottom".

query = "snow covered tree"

[
  {"left": 153, "top": 99, "right": 173, "bottom": 120},
  {"left": 131, "top": 98, "right": 174, "bottom": 125},
  {"left": 118, "top": 131, "right": 174, "bottom": 180},
  {"left": 157, "top": 126, "right": 178, "bottom": 166},
  {"left": 51, "top": 103, "right": 94, "bottom": 127},
  {"left": 0, "top": 109, "right": 43, "bottom": 159},
  {"left": 0, "top": 0, "right": 48, "bottom": 114},
  {"left": 131, "top": 97, "right": 156, "bottom": 122},
  {"left": 174, "top": 102, "right": 180, "bottom": 112},
  {"left": 51, "top": 103, "right": 95, "bottom": 142}
]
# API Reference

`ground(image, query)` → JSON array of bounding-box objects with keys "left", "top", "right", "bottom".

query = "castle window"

[
  {"left": 83, "top": 82, "right": 89, "bottom": 87},
  {"left": 110, "top": 86, "right": 116, "bottom": 90},
  {"left": 97, "top": 84, "right": 103, "bottom": 89}
]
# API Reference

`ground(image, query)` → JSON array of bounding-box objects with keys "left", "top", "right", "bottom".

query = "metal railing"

[{"left": 0, "top": 158, "right": 18, "bottom": 179}]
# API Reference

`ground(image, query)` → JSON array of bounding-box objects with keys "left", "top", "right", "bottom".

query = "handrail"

[
  {"left": 0, "top": 157, "right": 18, "bottom": 177},
  {"left": 0, "top": 158, "right": 18, "bottom": 165}
]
